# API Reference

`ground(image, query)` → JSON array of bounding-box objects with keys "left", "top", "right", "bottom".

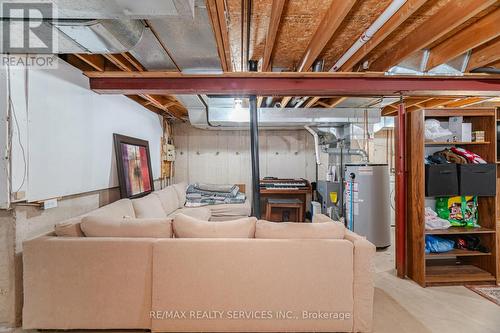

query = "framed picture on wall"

[{"left": 113, "top": 133, "right": 154, "bottom": 199}]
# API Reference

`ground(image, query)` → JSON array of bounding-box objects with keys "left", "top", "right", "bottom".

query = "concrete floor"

[{"left": 4, "top": 228, "right": 500, "bottom": 333}]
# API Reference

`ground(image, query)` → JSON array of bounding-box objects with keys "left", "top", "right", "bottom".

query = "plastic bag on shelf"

[
  {"left": 425, "top": 119, "right": 453, "bottom": 142},
  {"left": 425, "top": 235, "right": 455, "bottom": 254}
]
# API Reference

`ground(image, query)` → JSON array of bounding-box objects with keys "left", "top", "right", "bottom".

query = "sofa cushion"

[
  {"left": 153, "top": 187, "right": 179, "bottom": 215},
  {"left": 81, "top": 216, "right": 172, "bottom": 238},
  {"left": 132, "top": 194, "right": 167, "bottom": 218},
  {"left": 207, "top": 200, "right": 251, "bottom": 221},
  {"left": 54, "top": 217, "right": 84, "bottom": 237},
  {"left": 93, "top": 198, "right": 136, "bottom": 218},
  {"left": 255, "top": 220, "right": 345, "bottom": 239},
  {"left": 173, "top": 214, "right": 256, "bottom": 238},
  {"left": 172, "top": 182, "right": 187, "bottom": 208},
  {"left": 54, "top": 198, "right": 136, "bottom": 237},
  {"left": 168, "top": 207, "right": 211, "bottom": 221},
  {"left": 312, "top": 213, "right": 338, "bottom": 223}
]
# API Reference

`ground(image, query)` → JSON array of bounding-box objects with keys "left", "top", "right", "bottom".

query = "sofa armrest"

[{"left": 344, "top": 230, "right": 376, "bottom": 333}]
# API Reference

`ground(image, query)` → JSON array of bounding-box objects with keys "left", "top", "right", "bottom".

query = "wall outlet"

[
  {"left": 13, "top": 191, "right": 25, "bottom": 201},
  {"left": 42, "top": 198, "right": 58, "bottom": 210}
]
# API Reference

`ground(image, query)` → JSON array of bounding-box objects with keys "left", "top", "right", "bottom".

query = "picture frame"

[{"left": 113, "top": 133, "right": 154, "bottom": 199}]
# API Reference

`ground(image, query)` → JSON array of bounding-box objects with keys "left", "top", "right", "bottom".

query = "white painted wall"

[
  {"left": 0, "top": 59, "right": 163, "bottom": 203},
  {"left": 0, "top": 70, "right": 8, "bottom": 208},
  {"left": 172, "top": 123, "right": 394, "bottom": 191},
  {"left": 172, "top": 122, "right": 318, "bottom": 189}
]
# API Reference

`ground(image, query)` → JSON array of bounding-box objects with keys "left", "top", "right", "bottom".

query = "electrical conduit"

[{"left": 330, "top": 0, "right": 407, "bottom": 71}]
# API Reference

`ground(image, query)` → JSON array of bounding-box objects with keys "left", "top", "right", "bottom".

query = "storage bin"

[
  {"left": 425, "top": 164, "right": 459, "bottom": 197},
  {"left": 458, "top": 164, "right": 496, "bottom": 196}
]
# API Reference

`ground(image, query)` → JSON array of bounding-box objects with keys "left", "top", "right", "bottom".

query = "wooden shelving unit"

[
  {"left": 425, "top": 249, "right": 491, "bottom": 259},
  {"left": 425, "top": 141, "right": 490, "bottom": 146},
  {"left": 406, "top": 108, "right": 499, "bottom": 287}
]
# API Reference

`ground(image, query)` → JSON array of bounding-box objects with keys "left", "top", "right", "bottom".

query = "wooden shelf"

[
  {"left": 426, "top": 264, "right": 496, "bottom": 285},
  {"left": 425, "top": 226, "right": 496, "bottom": 235},
  {"left": 425, "top": 141, "right": 490, "bottom": 146},
  {"left": 425, "top": 249, "right": 491, "bottom": 259}
]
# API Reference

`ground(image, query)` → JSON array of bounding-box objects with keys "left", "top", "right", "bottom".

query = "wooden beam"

[
  {"left": 338, "top": 0, "right": 428, "bottom": 71},
  {"left": 280, "top": 96, "right": 292, "bottom": 108},
  {"left": 121, "top": 52, "right": 146, "bottom": 71},
  {"left": 467, "top": 37, "right": 500, "bottom": 71},
  {"left": 406, "top": 98, "right": 456, "bottom": 112},
  {"left": 370, "top": 0, "right": 497, "bottom": 71},
  {"left": 85, "top": 72, "right": 500, "bottom": 97},
  {"left": 104, "top": 54, "right": 186, "bottom": 119},
  {"left": 206, "top": 0, "right": 232, "bottom": 71},
  {"left": 305, "top": 97, "right": 320, "bottom": 108},
  {"left": 297, "top": 0, "right": 357, "bottom": 72},
  {"left": 443, "top": 97, "right": 486, "bottom": 107},
  {"left": 426, "top": 9, "right": 500, "bottom": 70},
  {"left": 262, "top": 0, "right": 286, "bottom": 71},
  {"left": 328, "top": 97, "right": 347, "bottom": 108},
  {"left": 74, "top": 54, "right": 105, "bottom": 71},
  {"left": 103, "top": 54, "right": 137, "bottom": 72}
]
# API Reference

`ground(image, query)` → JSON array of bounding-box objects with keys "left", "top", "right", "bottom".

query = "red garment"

[{"left": 450, "top": 147, "right": 486, "bottom": 164}]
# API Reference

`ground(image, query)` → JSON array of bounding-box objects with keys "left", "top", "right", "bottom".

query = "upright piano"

[{"left": 259, "top": 178, "right": 312, "bottom": 221}]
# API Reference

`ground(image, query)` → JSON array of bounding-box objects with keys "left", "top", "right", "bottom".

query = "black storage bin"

[
  {"left": 458, "top": 164, "right": 496, "bottom": 196},
  {"left": 425, "top": 164, "right": 459, "bottom": 196}
]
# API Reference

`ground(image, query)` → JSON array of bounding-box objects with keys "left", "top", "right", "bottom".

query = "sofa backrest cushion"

[
  {"left": 172, "top": 182, "right": 187, "bottom": 208},
  {"left": 173, "top": 214, "right": 256, "bottom": 238},
  {"left": 93, "top": 198, "right": 136, "bottom": 218},
  {"left": 54, "top": 198, "right": 135, "bottom": 237},
  {"left": 255, "top": 220, "right": 345, "bottom": 239},
  {"left": 153, "top": 186, "right": 179, "bottom": 215},
  {"left": 54, "top": 217, "right": 85, "bottom": 237},
  {"left": 312, "top": 213, "right": 338, "bottom": 223},
  {"left": 81, "top": 216, "right": 173, "bottom": 238},
  {"left": 132, "top": 194, "right": 167, "bottom": 218}
]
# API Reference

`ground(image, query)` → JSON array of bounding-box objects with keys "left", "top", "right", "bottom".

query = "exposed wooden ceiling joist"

[
  {"left": 425, "top": 8, "right": 500, "bottom": 71},
  {"left": 466, "top": 37, "right": 500, "bottom": 71},
  {"left": 443, "top": 97, "right": 486, "bottom": 108},
  {"left": 297, "top": 0, "right": 357, "bottom": 72},
  {"left": 261, "top": 0, "right": 286, "bottom": 72},
  {"left": 304, "top": 97, "right": 320, "bottom": 108},
  {"left": 369, "top": 0, "right": 497, "bottom": 71},
  {"left": 279, "top": 0, "right": 356, "bottom": 108},
  {"left": 74, "top": 54, "right": 105, "bottom": 72},
  {"left": 338, "top": 0, "right": 428, "bottom": 71},
  {"left": 206, "top": 0, "right": 232, "bottom": 72}
]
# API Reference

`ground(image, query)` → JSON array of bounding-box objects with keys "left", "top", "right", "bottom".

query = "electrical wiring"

[{"left": 6, "top": 59, "right": 28, "bottom": 195}]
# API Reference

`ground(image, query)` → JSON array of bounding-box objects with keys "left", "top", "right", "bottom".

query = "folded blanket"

[
  {"left": 185, "top": 183, "right": 245, "bottom": 207},
  {"left": 187, "top": 183, "right": 240, "bottom": 198}
]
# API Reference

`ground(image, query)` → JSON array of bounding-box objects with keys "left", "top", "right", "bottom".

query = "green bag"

[{"left": 435, "top": 196, "right": 478, "bottom": 227}]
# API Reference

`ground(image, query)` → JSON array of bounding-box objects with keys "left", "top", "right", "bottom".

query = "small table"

[{"left": 265, "top": 198, "right": 304, "bottom": 222}]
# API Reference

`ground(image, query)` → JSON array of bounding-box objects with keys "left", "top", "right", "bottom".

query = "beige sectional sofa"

[
  {"left": 22, "top": 184, "right": 375, "bottom": 333},
  {"left": 54, "top": 182, "right": 251, "bottom": 236}
]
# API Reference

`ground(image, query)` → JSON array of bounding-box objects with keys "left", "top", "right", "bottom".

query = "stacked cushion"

[
  {"left": 153, "top": 187, "right": 180, "bottom": 215},
  {"left": 132, "top": 194, "right": 167, "bottom": 218},
  {"left": 81, "top": 216, "right": 172, "bottom": 238},
  {"left": 54, "top": 198, "right": 136, "bottom": 237},
  {"left": 173, "top": 214, "right": 256, "bottom": 238},
  {"left": 255, "top": 220, "right": 345, "bottom": 239},
  {"left": 172, "top": 182, "right": 187, "bottom": 207},
  {"left": 168, "top": 207, "right": 211, "bottom": 220}
]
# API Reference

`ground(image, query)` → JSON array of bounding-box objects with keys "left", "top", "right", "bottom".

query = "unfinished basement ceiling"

[{"left": 7, "top": 0, "right": 496, "bottom": 119}]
